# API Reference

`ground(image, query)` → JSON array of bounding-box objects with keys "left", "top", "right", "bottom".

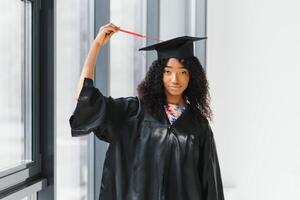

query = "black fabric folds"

[{"left": 69, "top": 77, "right": 225, "bottom": 200}]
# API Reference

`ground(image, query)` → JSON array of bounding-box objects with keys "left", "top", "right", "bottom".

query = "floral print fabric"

[{"left": 164, "top": 104, "right": 187, "bottom": 125}]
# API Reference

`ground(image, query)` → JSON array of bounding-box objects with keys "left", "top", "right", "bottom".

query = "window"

[
  {"left": 160, "top": 0, "right": 207, "bottom": 66},
  {"left": 56, "top": 0, "right": 94, "bottom": 199},
  {"left": 21, "top": 193, "right": 37, "bottom": 200},
  {"left": 0, "top": 0, "right": 32, "bottom": 173},
  {"left": 0, "top": 0, "right": 43, "bottom": 196},
  {"left": 110, "top": 0, "right": 147, "bottom": 97}
]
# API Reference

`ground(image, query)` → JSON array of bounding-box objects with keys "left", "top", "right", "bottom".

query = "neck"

[{"left": 165, "top": 94, "right": 187, "bottom": 106}]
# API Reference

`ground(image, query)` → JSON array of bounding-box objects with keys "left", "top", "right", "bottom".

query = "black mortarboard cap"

[{"left": 138, "top": 36, "right": 207, "bottom": 59}]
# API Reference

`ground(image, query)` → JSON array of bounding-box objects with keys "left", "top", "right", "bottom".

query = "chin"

[{"left": 167, "top": 90, "right": 184, "bottom": 96}]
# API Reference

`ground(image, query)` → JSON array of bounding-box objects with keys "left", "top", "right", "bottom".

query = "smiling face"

[{"left": 163, "top": 58, "right": 190, "bottom": 100}]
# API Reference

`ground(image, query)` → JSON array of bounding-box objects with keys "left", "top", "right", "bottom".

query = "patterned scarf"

[{"left": 163, "top": 104, "right": 187, "bottom": 124}]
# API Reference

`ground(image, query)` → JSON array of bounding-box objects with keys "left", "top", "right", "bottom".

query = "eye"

[
  {"left": 164, "top": 70, "right": 172, "bottom": 75},
  {"left": 180, "top": 70, "right": 188, "bottom": 75}
]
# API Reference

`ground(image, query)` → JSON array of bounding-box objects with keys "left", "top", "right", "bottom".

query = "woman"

[{"left": 69, "top": 22, "right": 225, "bottom": 200}]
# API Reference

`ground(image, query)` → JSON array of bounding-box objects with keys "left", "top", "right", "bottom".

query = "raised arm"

[
  {"left": 75, "top": 22, "right": 120, "bottom": 99},
  {"left": 70, "top": 22, "right": 141, "bottom": 143}
]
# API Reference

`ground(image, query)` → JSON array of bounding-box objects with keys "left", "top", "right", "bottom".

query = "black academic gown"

[{"left": 69, "top": 78, "right": 225, "bottom": 200}]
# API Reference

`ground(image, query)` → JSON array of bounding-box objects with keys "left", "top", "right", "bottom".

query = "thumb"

[{"left": 107, "top": 31, "right": 116, "bottom": 40}]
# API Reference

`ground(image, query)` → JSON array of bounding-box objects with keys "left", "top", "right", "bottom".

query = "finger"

[
  {"left": 108, "top": 24, "right": 120, "bottom": 31},
  {"left": 103, "top": 23, "right": 119, "bottom": 30},
  {"left": 103, "top": 22, "right": 116, "bottom": 28},
  {"left": 110, "top": 23, "right": 119, "bottom": 29},
  {"left": 103, "top": 27, "right": 119, "bottom": 33},
  {"left": 101, "top": 24, "right": 118, "bottom": 31},
  {"left": 100, "top": 24, "right": 112, "bottom": 30},
  {"left": 107, "top": 32, "right": 114, "bottom": 40},
  {"left": 104, "top": 30, "right": 117, "bottom": 39}
]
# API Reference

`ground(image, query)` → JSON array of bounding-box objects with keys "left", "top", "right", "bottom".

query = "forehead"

[{"left": 165, "top": 58, "right": 185, "bottom": 69}]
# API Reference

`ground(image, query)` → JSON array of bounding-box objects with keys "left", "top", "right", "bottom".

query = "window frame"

[{"left": 0, "top": 0, "right": 46, "bottom": 198}]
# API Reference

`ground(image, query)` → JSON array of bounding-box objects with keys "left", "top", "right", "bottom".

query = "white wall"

[{"left": 207, "top": 0, "right": 300, "bottom": 199}]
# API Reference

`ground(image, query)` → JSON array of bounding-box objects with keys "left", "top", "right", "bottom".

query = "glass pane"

[
  {"left": 56, "top": 0, "right": 92, "bottom": 199},
  {"left": 160, "top": 0, "right": 188, "bottom": 39},
  {"left": 21, "top": 193, "right": 37, "bottom": 200},
  {"left": 110, "top": 0, "right": 147, "bottom": 97},
  {"left": 0, "top": 0, "right": 32, "bottom": 172}
]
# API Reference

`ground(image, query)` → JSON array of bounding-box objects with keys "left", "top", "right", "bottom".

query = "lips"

[{"left": 169, "top": 86, "right": 181, "bottom": 89}]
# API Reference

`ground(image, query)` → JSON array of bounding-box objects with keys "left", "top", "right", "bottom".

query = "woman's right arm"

[
  {"left": 70, "top": 22, "right": 140, "bottom": 143},
  {"left": 75, "top": 22, "right": 120, "bottom": 100}
]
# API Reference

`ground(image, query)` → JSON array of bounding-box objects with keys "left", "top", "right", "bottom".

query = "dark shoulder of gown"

[
  {"left": 69, "top": 77, "right": 225, "bottom": 200},
  {"left": 69, "top": 77, "right": 140, "bottom": 143}
]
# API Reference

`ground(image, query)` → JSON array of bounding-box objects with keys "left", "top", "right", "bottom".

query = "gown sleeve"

[
  {"left": 69, "top": 77, "right": 139, "bottom": 143},
  {"left": 199, "top": 120, "right": 225, "bottom": 200}
]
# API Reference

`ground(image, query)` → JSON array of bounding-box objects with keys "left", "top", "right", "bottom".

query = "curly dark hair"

[{"left": 137, "top": 56, "right": 213, "bottom": 122}]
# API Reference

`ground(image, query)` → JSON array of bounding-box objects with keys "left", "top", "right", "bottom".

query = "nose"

[{"left": 171, "top": 73, "right": 179, "bottom": 83}]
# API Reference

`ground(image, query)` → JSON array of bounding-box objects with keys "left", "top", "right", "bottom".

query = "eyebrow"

[{"left": 165, "top": 65, "right": 185, "bottom": 69}]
